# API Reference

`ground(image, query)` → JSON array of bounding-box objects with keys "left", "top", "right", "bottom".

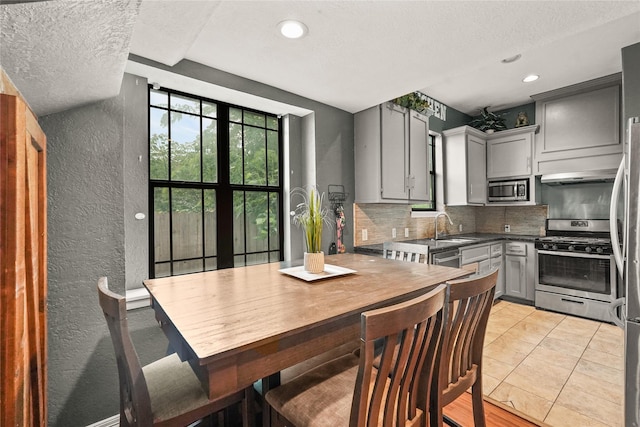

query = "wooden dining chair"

[
  {"left": 97, "top": 277, "right": 254, "bottom": 427},
  {"left": 264, "top": 284, "right": 447, "bottom": 427},
  {"left": 428, "top": 268, "right": 498, "bottom": 427},
  {"left": 383, "top": 241, "right": 430, "bottom": 264}
]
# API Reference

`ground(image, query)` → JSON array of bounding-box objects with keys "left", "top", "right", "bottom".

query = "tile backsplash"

[{"left": 353, "top": 204, "right": 548, "bottom": 246}]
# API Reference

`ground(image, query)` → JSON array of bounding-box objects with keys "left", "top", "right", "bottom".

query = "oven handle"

[
  {"left": 561, "top": 298, "right": 585, "bottom": 305},
  {"left": 537, "top": 250, "right": 612, "bottom": 260}
]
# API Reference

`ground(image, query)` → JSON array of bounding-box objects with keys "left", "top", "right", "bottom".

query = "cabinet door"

[
  {"left": 491, "top": 256, "right": 505, "bottom": 299},
  {"left": 381, "top": 105, "right": 408, "bottom": 200},
  {"left": 505, "top": 255, "right": 526, "bottom": 298},
  {"left": 487, "top": 133, "right": 532, "bottom": 178},
  {"left": 408, "top": 111, "right": 430, "bottom": 201},
  {"left": 467, "top": 135, "right": 486, "bottom": 204},
  {"left": 525, "top": 242, "right": 536, "bottom": 301}
]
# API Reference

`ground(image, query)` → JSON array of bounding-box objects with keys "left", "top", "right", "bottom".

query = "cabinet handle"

[{"left": 527, "top": 156, "right": 531, "bottom": 172}]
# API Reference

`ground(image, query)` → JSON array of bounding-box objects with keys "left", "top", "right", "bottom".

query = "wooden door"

[{"left": 1, "top": 93, "right": 48, "bottom": 426}]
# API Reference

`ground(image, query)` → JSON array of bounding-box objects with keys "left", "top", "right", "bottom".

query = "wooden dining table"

[{"left": 143, "top": 253, "right": 470, "bottom": 408}]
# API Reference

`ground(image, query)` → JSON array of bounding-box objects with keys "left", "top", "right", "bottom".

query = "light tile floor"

[{"left": 483, "top": 300, "right": 624, "bottom": 427}]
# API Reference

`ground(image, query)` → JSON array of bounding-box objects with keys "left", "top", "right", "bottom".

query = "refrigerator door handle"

[
  {"left": 609, "top": 297, "right": 626, "bottom": 329},
  {"left": 610, "top": 158, "right": 625, "bottom": 274}
]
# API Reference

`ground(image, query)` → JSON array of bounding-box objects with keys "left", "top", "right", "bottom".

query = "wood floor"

[{"left": 444, "top": 392, "right": 541, "bottom": 427}]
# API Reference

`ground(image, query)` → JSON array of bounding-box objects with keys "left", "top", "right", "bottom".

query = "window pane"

[
  {"left": 202, "top": 101, "right": 217, "bottom": 118},
  {"left": 267, "top": 130, "right": 279, "bottom": 186},
  {"left": 230, "top": 107, "right": 242, "bottom": 123},
  {"left": 205, "top": 257, "right": 217, "bottom": 271},
  {"left": 173, "top": 259, "right": 202, "bottom": 275},
  {"left": 266, "top": 116, "right": 278, "bottom": 130},
  {"left": 154, "top": 187, "right": 170, "bottom": 262},
  {"left": 244, "top": 127, "right": 266, "bottom": 186},
  {"left": 170, "top": 94, "right": 200, "bottom": 115},
  {"left": 203, "top": 117, "right": 217, "bottom": 183},
  {"left": 244, "top": 111, "right": 265, "bottom": 127},
  {"left": 246, "top": 253, "right": 268, "bottom": 266},
  {"left": 245, "top": 192, "right": 268, "bottom": 253},
  {"left": 234, "top": 255, "right": 245, "bottom": 267},
  {"left": 150, "top": 89, "right": 168, "bottom": 107},
  {"left": 269, "top": 251, "right": 280, "bottom": 263},
  {"left": 204, "top": 190, "right": 216, "bottom": 257},
  {"left": 150, "top": 107, "right": 169, "bottom": 180},
  {"left": 172, "top": 188, "right": 203, "bottom": 260},
  {"left": 269, "top": 193, "right": 280, "bottom": 251},
  {"left": 171, "top": 113, "right": 201, "bottom": 182},
  {"left": 229, "top": 123, "right": 243, "bottom": 184},
  {"left": 233, "top": 191, "right": 245, "bottom": 254},
  {"left": 155, "top": 262, "right": 171, "bottom": 278}
]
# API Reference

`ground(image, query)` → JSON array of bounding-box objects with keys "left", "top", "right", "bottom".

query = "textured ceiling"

[
  {"left": 1, "top": 1, "right": 640, "bottom": 118},
  {"left": 0, "top": 0, "right": 140, "bottom": 116}
]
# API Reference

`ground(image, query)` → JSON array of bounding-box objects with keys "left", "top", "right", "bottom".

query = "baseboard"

[{"left": 86, "top": 414, "right": 118, "bottom": 427}]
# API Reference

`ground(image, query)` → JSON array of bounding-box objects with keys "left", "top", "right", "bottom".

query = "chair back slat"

[
  {"left": 98, "top": 278, "right": 152, "bottom": 426},
  {"left": 383, "top": 242, "right": 430, "bottom": 264},
  {"left": 350, "top": 284, "right": 446, "bottom": 427}
]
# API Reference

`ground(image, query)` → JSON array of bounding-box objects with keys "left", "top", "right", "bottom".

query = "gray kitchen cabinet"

[
  {"left": 531, "top": 74, "right": 622, "bottom": 175},
  {"left": 486, "top": 125, "right": 537, "bottom": 179},
  {"left": 504, "top": 241, "right": 535, "bottom": 301},
  {"left": 355, "top": 102, "right": 432, "bottom": 203},
  {"left": 490, "top": 243, "right": 505, "bottom": 299},
  {"left": 461, "top": 242, "right": 504, "bottom": 300},
  {"left": 443, "top": 125, "right": 486, "bottom": 206}
]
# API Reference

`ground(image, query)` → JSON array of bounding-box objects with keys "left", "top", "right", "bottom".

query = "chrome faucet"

[{"left": 434, "top": 212, "right": 453, "bottom": 240}]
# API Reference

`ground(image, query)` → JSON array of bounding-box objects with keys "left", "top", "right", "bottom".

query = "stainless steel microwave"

[{"left": 488, "top": 179, "right": 529, "bottom": 202}]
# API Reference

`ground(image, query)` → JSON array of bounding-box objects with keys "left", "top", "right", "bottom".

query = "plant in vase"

[
  {"left": 290, "top": 185, "right": 332, "bottom": 273},
  {"left": 468, "top": 107, "right": 507, "bottom": 133}
]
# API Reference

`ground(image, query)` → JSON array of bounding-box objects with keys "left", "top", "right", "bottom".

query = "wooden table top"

[{"left": 143, "top": 253, "right": 469, "bottom": 367}]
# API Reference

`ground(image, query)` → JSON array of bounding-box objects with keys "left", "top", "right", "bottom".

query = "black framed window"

[
  {"left": 149, "top": 87, "right": 283, "bottom": 278},
  {"left": 412, "top": 133, "right": 437, "bottom": 211}
]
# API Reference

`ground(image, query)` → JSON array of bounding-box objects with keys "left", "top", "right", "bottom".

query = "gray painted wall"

[{"left": 41, "top": 58, "right": 354, "bottom": 425}]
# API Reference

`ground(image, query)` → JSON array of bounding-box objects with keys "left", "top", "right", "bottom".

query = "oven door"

[{"left": 536, "top": 250, "right": 617, "bottom": 302}]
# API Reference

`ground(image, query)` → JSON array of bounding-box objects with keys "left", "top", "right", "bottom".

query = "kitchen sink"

[{"left": 432, "top": 238, "right": 477, "bottom": 244}]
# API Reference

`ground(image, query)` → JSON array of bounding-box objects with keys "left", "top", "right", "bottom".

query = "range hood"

[{"left": 540, "top": 169, "right": 618, "bottom": 185}]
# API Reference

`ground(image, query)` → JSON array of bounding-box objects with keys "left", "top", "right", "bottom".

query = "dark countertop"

[{"left": 354, "top": 233, "right": 539, "bottom": 257}]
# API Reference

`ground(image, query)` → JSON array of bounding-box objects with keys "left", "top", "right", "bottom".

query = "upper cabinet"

[
  {"left": 486, "top": 125, "right": 538, "bottom": 179},
  {"left": 531, "top": 74, "right": 622, "bottom": 175},
  {"left": 443, "top": 126, "right": 486, "bottom": 206},
  {"left": 355, "top": 102, "right": 432, "bottom": 203}
]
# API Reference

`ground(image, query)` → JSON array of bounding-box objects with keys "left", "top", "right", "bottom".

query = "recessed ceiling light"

[
  {"left": 501, "top": 54, "right": 521, "bottom": 64},
  {"left": 278, "top": 20, "right": 308, "bottom": 39},
  {"left": 523, "top": 74, "right": 539, "bottom": 83}
]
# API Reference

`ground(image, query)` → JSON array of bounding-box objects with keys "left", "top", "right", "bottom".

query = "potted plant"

[
  {"left": 290, "top": 185, "right": 331, "bottom": 273},
  {"left": 468, "top": 107, "right": 507, "bottom": 133},
  {"left": 392, "top": 91, "right": 431, "bottom": 114}
]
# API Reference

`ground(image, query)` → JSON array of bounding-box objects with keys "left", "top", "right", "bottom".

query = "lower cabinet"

[
  {"left": 461, "top": 242, "right": 505, "bottom": 300},
  {"left": 504, "top": 241, "right": 535, "bottom": 301},
  {"left": 490, "top": 243, "right": 505, "bottom": 299}
]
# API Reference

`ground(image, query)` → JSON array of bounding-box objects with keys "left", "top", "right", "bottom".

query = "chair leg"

[
  {"left": 242, "top": 387, "right": 255, "bottom": 427},
  {"left": 443, "top": 414, "right": 463, "bottom": 427},
  {"left": 471, "top": 382, "right": 486, "bottom": 427}
]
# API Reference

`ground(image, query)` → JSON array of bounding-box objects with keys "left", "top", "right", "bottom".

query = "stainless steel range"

[{"left": 535, "top": 219, "right": 618, "bottom": 322}]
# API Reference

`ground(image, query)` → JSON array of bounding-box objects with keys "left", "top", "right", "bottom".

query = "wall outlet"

[
  {"left": 392, "top": 228, "right": 397, "bottom": 238},
  {"left": 405, "top": 228, "right": 409, "bottom": 237},
  {"left": 504, "top": 224, "right": 511, "bottom": 232},
  {"left": 459, "top": 224, "right": 463, "bottom": 232},
  {"left": 362, "top": 229, "right": 368, "bottom": 241}
]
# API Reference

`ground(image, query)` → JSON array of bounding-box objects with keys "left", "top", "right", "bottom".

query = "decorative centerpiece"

[
  {"left": 468, "top": 107, "right": 507, "bottom": 133},
  {"left": 290, "top": 186, "right": 331, "bottom": 273}
]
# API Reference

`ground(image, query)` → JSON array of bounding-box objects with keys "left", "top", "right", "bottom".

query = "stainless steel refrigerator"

[{"left": 610, "top": 41, "right": 640, "bottom": 427}]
